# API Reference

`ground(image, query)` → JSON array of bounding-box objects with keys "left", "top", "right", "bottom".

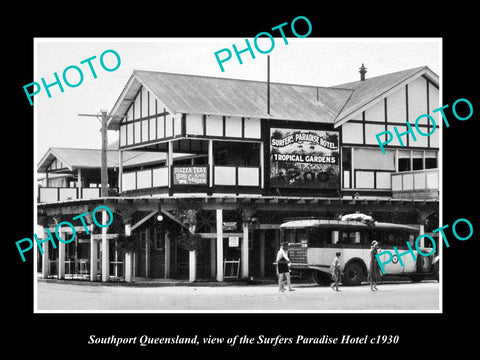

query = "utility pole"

[{"left": 78, "top": 110, "right": 110, "bottom": 197}]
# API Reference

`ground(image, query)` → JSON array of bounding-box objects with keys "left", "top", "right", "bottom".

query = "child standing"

[{"left": 331, "top": 252, "right": 341, "bottom": 291}]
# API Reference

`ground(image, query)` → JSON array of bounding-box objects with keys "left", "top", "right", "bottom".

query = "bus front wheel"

[{"left": 343, "top": 261, "right": 365, "bottom": 286}]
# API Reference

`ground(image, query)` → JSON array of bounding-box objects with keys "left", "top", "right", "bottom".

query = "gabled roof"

[
  {"left": 37, "top": 147, "right": 193, "bottom": 173},
  {"left": 332, "top": 66, "right": 439, "bottom": 126},
  {"left": 108, "top": 70, "right": 353, "bottom": 129},
  {"left": 107, "top": 66, "right": 439, "bottom": 131}
]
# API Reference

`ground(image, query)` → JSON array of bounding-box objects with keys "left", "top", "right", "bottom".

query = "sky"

[{"left": 34, "top": 38, "right": 441, "bottom": 162}]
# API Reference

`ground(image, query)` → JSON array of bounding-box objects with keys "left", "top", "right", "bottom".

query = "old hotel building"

[{"left": 37, "top": 64, "right": 439, "bottom": 283}]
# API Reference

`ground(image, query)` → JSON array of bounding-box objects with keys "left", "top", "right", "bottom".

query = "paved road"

[{"left": 36, "top": 280, "right": 439, "bottom": 312}]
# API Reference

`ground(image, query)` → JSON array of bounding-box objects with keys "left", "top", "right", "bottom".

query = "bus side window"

[
  {"left": 408, "top": 234, "right": 415, "bottom": 247},
  {"left": 370, "top": 231, "right": 382, "bottom": 246},
  {"left": 340, "top": 231, "right": 360, "bottom": 244},
  {"left": 354, "top": 231, "right": 361, "bottom": 244},
  {"left": 284, "top": 229, "right": 296, "bottom": 244},
  {"left": 361, "top": 231, "right": 370, "bottom": 245},
  {"left": 332, "top": 231, "right": 339, "bottom": 245},
  {"left": 395, "top": 232, "right": 403, "bottom": 247},
  {"left": 309, "top": 229, "right": 328, "bottom": 247},
  {"left": 307, "top": 228, "right": 320, "bottom": 247},
  {"left": 386, "top": 233, "right": 396, "bottom": 247}
]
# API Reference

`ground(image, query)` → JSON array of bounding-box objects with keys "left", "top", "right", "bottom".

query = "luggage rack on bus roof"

[
  {"left": 280, "top": 219, "right": 371, "bottom": 228},
  {"left": 280, "top": 218, "right": 419, "bottom": 232},
  {"left": 282, "top": 213, "right": 376, "bottom": 227},
  {"left": 283, "top": 213, "right": 374, "bottom": 223},
  {"left": 283, "top": 216, "right": 332, "bottom": 223}
]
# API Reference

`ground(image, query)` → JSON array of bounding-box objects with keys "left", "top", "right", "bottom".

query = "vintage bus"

[{"left": 281, "top": 217, "right": 439, "bottom": 286}]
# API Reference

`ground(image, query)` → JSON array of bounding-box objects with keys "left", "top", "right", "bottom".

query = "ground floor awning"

[
  {"left": 38, "top": 194, "right": 438, "bottom": 215},
  {"left": 36, "top": 194, "right": 438, "bottom": 284}
]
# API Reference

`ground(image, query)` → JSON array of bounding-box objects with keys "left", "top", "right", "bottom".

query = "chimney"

[{"left": 359, "top": 63, "right": 367, "bottom": 81}]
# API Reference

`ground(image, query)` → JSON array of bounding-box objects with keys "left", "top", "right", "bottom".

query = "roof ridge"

[
  {"left": 49, "top": 146, "right": 118, "bottom": 152},
  {"left": 133, "top": 69, "right": 352, "bottom": 91},
  {"left": 331, "top": 65, "right": 428, "bottom": 89}
]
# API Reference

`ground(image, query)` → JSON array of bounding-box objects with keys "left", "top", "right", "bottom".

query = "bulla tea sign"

[
  {"left": 173, "top": 166, "right": 208, "bottom": 185},
  {"left": 269, "top": 128, "right": 340, "bottom": 189}
]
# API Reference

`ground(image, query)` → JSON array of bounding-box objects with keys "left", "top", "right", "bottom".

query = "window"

[
  {"left": 309, "top": 229, "right": 331, "bottom": 247},
  {"left": 383, "top": 231, "right": 405, "bottom": 247},
  {"left": 398, "top": 150, "right": 438, "bottom": 171},
  {"left": 413, "top": 158, "right": 423, "bottom": 170},
  {"left": 284, "top": 229, "right": 296, "bottom": 244},
  {"left": 340, "top": 231, "right": 360, "bottom": 244},
  {"left": 425, "top": 151, "right": 438, "bottom": 169},
  {"left": 216, "top": 150, "right": 228, "bottom": 165},
  {"left": 398, "top": 159, "right": 411, "bottom": 172},
  {"left": 412, "top": 151, "right": 423, "bottom": 170},
  {"left": 342, "top": 147, "right": 351, "bottom": 188},
  {"left": 154, "top": 230, "right": 165, "bottom": 251},
  {"left": 355, "top": 148, "right": 395, "bottom": 170},
  {"left": 425, "top": 157, "right": 437, "bottom": 169},
  {"left": 360, "top": 231, "right": 370, "bottom": 245}
]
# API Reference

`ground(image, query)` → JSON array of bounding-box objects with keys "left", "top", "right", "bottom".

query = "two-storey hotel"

[{"left": 37, "top": 65, "right": 439, "bottom": 283}]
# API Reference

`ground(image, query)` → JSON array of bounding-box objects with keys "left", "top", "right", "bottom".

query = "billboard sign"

[
  {"left": 269, "top": 128, "right": 340, "bottom": 189},
  {"left": 173, "top": 166, "right": 208, "bottom": 185}
]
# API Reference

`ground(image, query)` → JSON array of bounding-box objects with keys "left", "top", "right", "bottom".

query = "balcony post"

[
  {"left": 189, "top": 250, "right": 196, "bottom": 282},
  {"left": 216, "top": 209, "right": 223, "bottom": 282},
  {"left": 210, "top": 237, "right": 216, "bottom": 278},
  {"left": 259, "top": 231, "right": 265, "bottom": 278},
  {"left": 77, "top": 168, "right": 82, "bottom": 198},
  {"left": 90, "top": 225, "right": 98, "bottom": 281},
  {"left": 101, "top": 210, "right": 110, "bottom": 282},
  {"left": 167, "top": 140, "right": 173, "bottom": 195},
  {"left": 41, "top": 226, "right": 50, "bottom": 279},
  {"left": 208, "top": 139, "right": 213, "bottom": 189},
  {"left": 145, "top": 227, "right": 150, "bottom": 278},
  {"left": 164, "top": 231, "right": 171, "bottom": 278},
  {"left": 259, "top": 142, "right": 264, "bottom": 189},
  {"left": 124, "top": 252, "right": 133, "bottom": 282},
  {"left": 58, "top": 230, "right": 65, "bottom": 280},
  {"left": 124, "top": 223, "right": 133, "bottom": 282},
  {"left": 241, "top": 222, "right": 249, "bottom": 279}
]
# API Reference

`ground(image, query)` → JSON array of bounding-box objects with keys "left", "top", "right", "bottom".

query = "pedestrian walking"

[
  {"left": 331, "top": 252, "right": 341, "bottom": 291},
  {"left": 369, "top": 240, "right": 382, "bottom": 291},
  {"left": 276, "top": 242, "right": 294, "bottom": 292}
]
